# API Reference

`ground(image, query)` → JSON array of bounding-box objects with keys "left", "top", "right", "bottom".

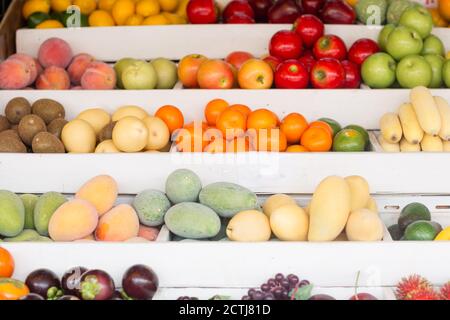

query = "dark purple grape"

[
  {"left": 300, "top": 280, "right": 310, "bottom": 287},
  {"left": 272, "top": 287, "right": 284, "bottom": 299},
  {"left": 242, "top": 295, "right": 251, "bottom": 300},
  {"left": 280, "top": 291, "right": 289, "bottom": 300},
  {"left": 265, "top": 292, "right": 275, "bottom": 300},
  {"left": 288, "top": 274, "right": 299, "bottom": 285},
  {"left": 267, "top": 279, "right": 277, "bottom": 287},
  {"left": 248, "top": 288, "right": 256, "bottom": 297},
  {"left": 281, "top": 279, "right": 290, "bottom": 289},
  {"left": 261, "top": 283, "right": 270, "bottom": 292},
  {"left": 275, "top": 273, "right": 284, "bottom": 282},
  {"left": 253, "top": 291, "right": 265, "bottom": 300}
]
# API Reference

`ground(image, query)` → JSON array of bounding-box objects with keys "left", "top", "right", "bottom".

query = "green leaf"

[{"left": 289, "top": 284, "right": 313, "bottom": 300}]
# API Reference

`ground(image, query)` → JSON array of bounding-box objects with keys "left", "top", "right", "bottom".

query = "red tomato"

[
  {"left": 293, "top": 14, "right": 324, "bottom": 48},
  {"left": 313, "top": 34, "right": 347, "bottom": 61},
  {"left": 341, "top": 60, "right": 361, "bottom": 88},
  {"left": 269, "top": 30, "right": 303, "bottom": 61},
  {"left": 187, "top": 0, "right": 219, "bottom": 24},
  {"left": 348, "top": 38, "right": 380, "bottom": 65},
  {"left": 275, "top": 59, "right": 309, "bottom": 89},
  {"left": 310, "top": 58, "right": 345, "bottom": 89}
]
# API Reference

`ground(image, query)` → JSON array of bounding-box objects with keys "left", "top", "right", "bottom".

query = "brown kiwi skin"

[
  {"left": 0, "top": 129, "right": 20, "bottom": 141},
  {"left": 47, "top": 118, "right": 68, "bottom": 139},
  {"left": 5, "top": 97, "right": 31, "bottom": 124},
  {"left": 32, "top": 132, "right": 65, "bottom": 153},
  {"left": 31, "top": 99, "right": 65, "bottom": 124},
  {"left": 0, "top": 115, "right": 11, "bottom": 132},
  {"left": 98, "top": 121, "right": 116, "bottom": 142},
  {"left": 18, "top": 114, "right": 47, "bottom": 146},
  {"left": 0, "top": 136, "right": 27, "bottom": 153}
]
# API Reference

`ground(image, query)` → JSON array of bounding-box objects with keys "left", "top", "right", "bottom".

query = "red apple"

[
  {"left": 349, "top": 293, "right": 378, "bottom": 300},
  {"left": 226, "top": 51, "right": 254, "bottom": 70},
  {"left": 262, "top": 55, "right": 282, "bottom": 72},
  {"left": 197, "top": 59, "right": 235, "bottom": 89},
  {"left": 226, "top": 12, "right": 256, "bottom": 23},
  {"left": 248, "top": 0, "right": 273, "bottom": 22},
  {"left": 320, "top": 0, "right": 356, "bottom": 24},
  {"left": 348, "top": 38, "right": 380, "bottom": 65},
  {"left": 301, "top": 0, "right": 325, "bottom": 15},
  {"left": 268, "top": 0, "right": 302, "bottom": 23},
  {"left": 313, "top": 34, "right": 347, "bottom": 60},
  {"left": 341, "top": 60, "right": 361, "bottom": 88},
  {"left": 293, "top": 14, "right": 324, "bottom": 48},
  {"left": 275, "top": 59, "right": 309, "bottom": 89},
  {"left": 187, "top": 0, "right": 219, "bottom": 24},
  {"left": 269, "top": 30, "right": 303, "bottom": 61},
  {"left": 223, "top": 0, "right": 255, "bottom": 22},
  {"left": 298, "top": 55, "right": 316, "bottom": 73},
  {"left": 310, "top": 58, "right": 345, "bottom": 89}
]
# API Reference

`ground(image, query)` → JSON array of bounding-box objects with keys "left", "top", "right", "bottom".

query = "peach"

[
  {"left": 75, "top": 175, "right": 118, "bottom": 215},
  {"left": 48, "top": 199, "right": 99, "bottom": 241},
  {"left": 81, "top": 61, "right": 116, "bottom": 90},
  {"left": 38, "top": 37, "right": 73, "bottom": 68},
  {"left": 71, "top": 86, "right": 83, "bottom": 90},
  {"left": 138, "top": 225, "right": 160, "bottom": 241},
  {"left": 0, "top": 59, "right": 32, "bottom": 89},
  {"left": 8, "top": 53, "right": 40, "bottom": 84},
  {"left": 95, "top": 204, "right": 140, "bottom": 241},
  {"left": 67, "top": 53, "right": 95, "bottom": 85},
  {"left": 35, "top": 66, "right": 70, "bottom": 90}
]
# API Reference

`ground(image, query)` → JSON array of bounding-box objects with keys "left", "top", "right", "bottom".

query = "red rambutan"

[
  {"left": 395, "top": 274, "right": 433, "bottom": 300},
  {"left": 404, "top": 288, "right": 441, "bottom": 300},
  {"left": 440, "top": 282, "right": 450, "bottom": 300}
]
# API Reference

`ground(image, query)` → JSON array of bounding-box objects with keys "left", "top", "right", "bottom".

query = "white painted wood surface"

[{"left": 15, "top": 25, "right": 450, "bottom": 61}]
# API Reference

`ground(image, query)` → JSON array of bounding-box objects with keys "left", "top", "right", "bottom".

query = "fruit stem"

[{"left": 80, "top": 276, "right": 101, "bottom": 300}]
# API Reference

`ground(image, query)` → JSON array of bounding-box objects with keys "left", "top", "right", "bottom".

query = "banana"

[
  {"left": 435, "top": 96, "right": 450, "bottom": 141},
  {"left": 421, "top": 134, "right": 443, "bottom": 152},
  {"left": 400, "top": 137, "right": 421, "bottom": 152},
  {"left": 410, "top": 86, "right": 441, "bottom": 136},
  {"left": 380, "top": 112, "right": 402, "bottom": 143},
  {"left": 378, "top": 135, "right": 400, "bottom": 152},
  {"left": 398, "top": 103, "right": 423, "bottom": 144}
]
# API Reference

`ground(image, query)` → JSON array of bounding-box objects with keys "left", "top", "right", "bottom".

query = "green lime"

[
  {"left": 27, "top": 12, "right": 50, "bottom": 28},
  {"left": 344, "top": 124, "right": 369, "bottom": 146},
  {"left": 398, "top": 202, "right": 431, "bottom": 231},
  {"left": 404, "top": 221, "right": 437, "bottom": 241},
  {"left": 332, "top": 129, "right": 365, "bottom": 152},
  {"left": 318, "top": 118, "right": 341, "bottom": 137}
]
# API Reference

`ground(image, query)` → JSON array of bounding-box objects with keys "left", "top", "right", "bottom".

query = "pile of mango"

[{"left": 22, "top": 0, "right": 188, "bottom": 28}]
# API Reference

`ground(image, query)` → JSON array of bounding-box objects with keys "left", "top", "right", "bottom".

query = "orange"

[
  {"left": 300, "top": 126, "right": 332, "bottom": 152},
  {"left": 247, "top": 108, "right": 279, "bottom": 131},
  {"left": 229, "top": 104, "right": 251, "bottom": 117},
  {"left": 286, "top": 145, "right": 309, "bottom": 152},
  {"left": 216, "top": 108, "right": 247, "bottom": 140},
  {"left": 204, "top": 138, "right": 227, "bottom": 153},
  {"left": 280, "top": 113, "right": 308, "bottom": 145},
  {"left": 227, "top": 136, "right": 252, "bottom": 152},
  {"left": 251, "top": 128, "right": 287, "bottom": 152},
  {"left": 88, "top": 10, "right": 116, "bottom": 26},
  {"left": 0, "top": 247, "right": 14, "bottom": 278},
  {"left": 155, "top": 105, "right": 184, "bottom": 134},
  {"left": 428, "top": 8, "right": 448, "bottom": 27},
  {"left": 174, "top": 122, "right": 208, "bottom": 152},
  {"left": 204, "top": 99, "right": 229, "bottom": 126},
  {"left": 439, "top": 0, "right": 450, "bottom": 21},
  {"left": 309, "top": 120, "right": 333, "bottom": 136},
  {"left": 0, "top": 279, "right": 29, "bottom": 300}
]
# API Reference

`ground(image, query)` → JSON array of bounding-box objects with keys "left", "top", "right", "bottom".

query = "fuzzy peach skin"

[
  {"left": 49, "top": 199, "right": 99, "bottom": 241},
  {"left": 8, "top": 53, "right": 41, "bottom": 85},
  {"left": 81, "top": 61, "right": 116, "bottom": 89},
  {"left": 95, "top": 204, "right": 140, "bottom": 241},
  {"left": 75, "top": 175, "right": 118, "bottom": 215},
  {"left": 35, "top": 66, "right": 70, "bottom": 90},
  {"left": 67, "top": 53, "right": 95, "bottom": 85},
  {"left": 0, "top": 59, "right": 31, "bottom": 89},
  {"left": 38, "top": 38, "right": 73, "bottom": 69}
]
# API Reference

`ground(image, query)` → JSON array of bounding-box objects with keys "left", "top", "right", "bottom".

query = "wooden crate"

[{"left": 0, "top": 0, "right": 22, "bottom": 61}]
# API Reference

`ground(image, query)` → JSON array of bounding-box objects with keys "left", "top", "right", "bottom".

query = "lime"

[
  {"left": 398, "top": 202, "right": 431, "bottom": 231},
  {"left": 27, "top": 12, "right": 50, "bottom": 28},
  {"left": 332, "top": 129, "right": 365, "bottom": 152},
  {"left": 344, "top": 124, "right": 369, "bottom": 147},
  {"left": 404, "top": 221, "right": 437, "bottom": 241},
  {"left": 318, "top": 118, "right": 341, "bottom": 137}
]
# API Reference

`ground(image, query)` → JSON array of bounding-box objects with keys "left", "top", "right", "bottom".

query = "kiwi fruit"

[
  {"left": 31, "top": 99, "right": 65, "bottom": 124},
  {"left": 18, "top": 114, "right": 47, "bottom": 146},
  {"left": 5, "top": 97, "right": 32, "bottom": 124},
  {"left": 47, "top": 118, "right": 68, "bottom": 138},
  {"left": 0, "top": 129, "right": 20, "bottom": 141},
  {"left": 0, "top": 115, "right": 11, "bottom": 132},
  {"left": 0, "top": 136, "right": 27, "bottom": 153},
  {"left": 98, "top": 121, "right": 116, "bottom": 142},
  {"left": 32, "top": 132, "right": 65, "bottom": 153}
]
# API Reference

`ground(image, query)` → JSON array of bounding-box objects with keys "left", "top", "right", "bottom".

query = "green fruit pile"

[
  {"left": 362, "top": 5, "right": 449, "bottom": 89},
  {"left": 319, "top": 118, "right": 369, "bottom": 152}
]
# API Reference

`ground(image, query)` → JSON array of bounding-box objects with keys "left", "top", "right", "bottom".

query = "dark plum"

[
  {"left": 25, "top": 268, "right": 62, "bottom": 299},
  {"left": 122, "top": 264, "right": 158, "bottom": 300},
  {"left": 79, "top": 269, "right": 115, "bottom": 300},
  {"left": 61, "top": 266, "right": 88, "bottom": 297}
]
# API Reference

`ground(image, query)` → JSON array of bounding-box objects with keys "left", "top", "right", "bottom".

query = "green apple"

[
  {"left": 423, "top": 54, "right": 444, "bottom": 88},
  {"left": 378, "top": 24, "right": 395, "bottom": 52},
  {"left": 122, "top": 60, "right": 157, "bottom": 90},
  {"left": 443, "top": 59, "right": 450, "bottom": 88},
  {"left": 396, "top": 55, "right": 432, "bottom": 88},
  {"left": 361, "top": 52, "right": 397, "bottom": 88},
  {"left": 114, "top": 58, "right": 136, "bottom": 89},
  {"left": 150, "top": 58, "right": 178, "bottom": 89},
  {"left": 399, "top": 6, "right": 433, "bottom": 39},
  {"left": 386, "top": 26, "right": 423, "bottom": 61},
  {"left": 421, "top": 34, "right": 445, "bottom": 57}
]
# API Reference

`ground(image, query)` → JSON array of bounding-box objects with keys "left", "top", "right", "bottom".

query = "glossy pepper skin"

[
  {"left": 187, "top": 0, "right": 219, "bottom": 24},
  {"left": 310, "top": 58, "right": 345, "bottom": 89}
]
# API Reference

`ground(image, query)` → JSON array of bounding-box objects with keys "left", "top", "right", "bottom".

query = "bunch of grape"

[{"left": 242, "top": 273, "right": 310, "bottom": 300}]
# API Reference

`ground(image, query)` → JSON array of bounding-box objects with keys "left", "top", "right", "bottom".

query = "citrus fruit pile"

[{"left": 22, "top": 0, "right": 188, "bottom": 28}]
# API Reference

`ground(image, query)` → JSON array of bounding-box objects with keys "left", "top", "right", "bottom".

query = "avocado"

[
  {"left": 404, "top": 220, "right": 437, "bottom": 241},
  {"left": 398, "top": 202, "right": 431, "bottom": 231},
  {"left": 388, "top": 223, "right": 403, "bottom": 240}
]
